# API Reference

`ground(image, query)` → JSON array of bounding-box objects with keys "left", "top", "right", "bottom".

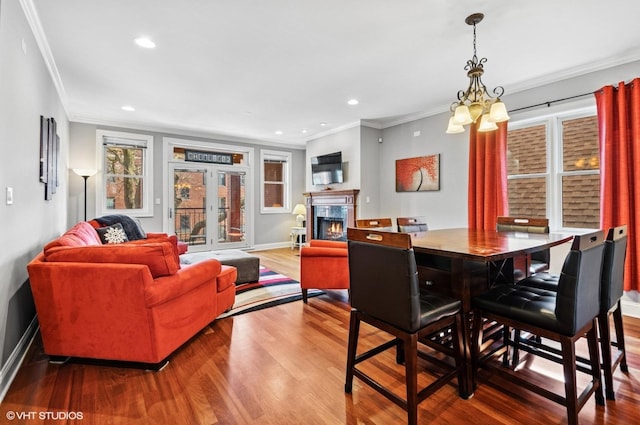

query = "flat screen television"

[{"left": 311, "top": 151, "right": 343, "bottom": 185}]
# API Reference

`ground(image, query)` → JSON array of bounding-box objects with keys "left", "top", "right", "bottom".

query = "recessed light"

[
  {"left": 275, "top": 130, "right": 283, "bottom": 135},
  {"left": 134, "top": 37, "right": 156, "bottom": 49},
  {"left": 121, "top": 105, "right": 135, "bottom": 112},
  {"left": 347, "top": 98, "right": 359, "bottom": 106},
  {"left": 320, "top": 122, "right": 327, "bottom": 127},
  {"left": 301, "top": 129, "right": 308, "bottom": 134}
]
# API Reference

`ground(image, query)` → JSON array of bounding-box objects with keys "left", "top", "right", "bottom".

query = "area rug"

[{"left": 218, "top": 267, "right": 323, "bottom": 318}]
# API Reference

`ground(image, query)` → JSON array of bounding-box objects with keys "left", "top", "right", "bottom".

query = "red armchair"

[{"left": 300, "top": 240, "right": 349, "bottom": 303}]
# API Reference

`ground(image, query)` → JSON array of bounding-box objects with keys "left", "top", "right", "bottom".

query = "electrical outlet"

[{"left": 6, "top": 187, "right": 14, "bottom": 205}]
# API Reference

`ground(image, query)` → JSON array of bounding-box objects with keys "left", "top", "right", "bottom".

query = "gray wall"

[
  {"left": 0, "top": 0, "right": 69, "bottom": 399},
  {"left": 306, "top": 125, "right": 361, "bottom": 192},
  {"left": 359, "top": 125, "right": 383, "bottom": 219},
  {"left": 68, "top": 122, "right": 306, "bottom": 248},
  {"left": 308, "top": 119, "right": 468, "bottom": 228},
  {"left": 380, "top": 115, "right": 469, "bottom": 228}
]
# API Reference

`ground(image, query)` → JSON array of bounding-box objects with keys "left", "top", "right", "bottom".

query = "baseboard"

[
  {"left": 0, "top": 317, "right": 39, "bottom": 403},
  {"left": 621, "top": 298, "right": 640, "bottom": 319},
  {"left": 250, "top": 241, "right": 291, "bottom": 252}
]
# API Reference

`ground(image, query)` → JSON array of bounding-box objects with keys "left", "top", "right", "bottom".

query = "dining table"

[{"left": 409, "top": 227, "right": 574, "bottom": 399}]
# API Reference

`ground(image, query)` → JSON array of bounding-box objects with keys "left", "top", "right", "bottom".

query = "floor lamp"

[{"left": 73, "top": 168, "right": 97, "bottom": 221}]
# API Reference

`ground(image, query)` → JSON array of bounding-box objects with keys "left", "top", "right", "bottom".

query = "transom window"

[{"left": 507, "top": 110, "right": 600, "bottom": 230}]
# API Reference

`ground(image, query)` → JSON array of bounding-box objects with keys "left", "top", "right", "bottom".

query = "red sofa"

[{"left": 27, "top": 221, "right": 236, "bottom": 367}]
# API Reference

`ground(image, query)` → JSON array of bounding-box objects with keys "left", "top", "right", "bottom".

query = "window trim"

[
  {"left": 260, "top": 149, "right": 292, "bottom": 214},
  {"left": 96, "top": 129, "right": 154, "bottom": 217},
  {"left": 507, "top": 106, "right": 598, "bottom": 231}
]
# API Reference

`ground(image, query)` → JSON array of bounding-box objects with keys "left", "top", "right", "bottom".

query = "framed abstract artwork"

[
  {"left": 395, "top": 154, "right": 440, "bottom": 192},
  {"left": 39, "top": 115, "right": 48, "bottom": 183},
  {"left": 39, "top": 116, "right": 60, "bottom": 200}
]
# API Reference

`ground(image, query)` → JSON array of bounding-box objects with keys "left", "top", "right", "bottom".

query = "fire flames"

[{"left": 326, "top": 221, "right": 343, "bottom": 239}]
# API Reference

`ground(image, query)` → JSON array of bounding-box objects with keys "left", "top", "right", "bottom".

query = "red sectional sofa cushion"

[
  {"left": 145, "top": 259, "right": 222, "bottom": 307},
  {"left": 44, "top": 221, "right": 102, "bottom": 250},
  {"left": 127, "top": 234, "right": 181, "bottom": 269},
  {"left": 43, "top": 221, "right": 183, "bottom": 276},
  {"left": 217, "top": 265, "right": 238, "bottom": 293},
  {"left": 44, "top": 242, "right": 180, "bottom": 278}
]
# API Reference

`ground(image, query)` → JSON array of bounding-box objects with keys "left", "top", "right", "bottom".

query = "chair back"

[
  {"left": 601, "top": 225, "right": 628, "bottom": 312},
  {"left": 555, "top": 230, "right": 605, "bottom": 334},
  {"left": 496, "top": 216, "right": 549, "bottom": 234},
  {"left": 355, "top": 218, "right": 394, "bottom": 231},
  {"left": 397, "top": 216, "right": 428, "bottom": 233},
  {"left": 347, "top": 228, "right": 421, "bottom": 331},
  {"left": 497, "top": 216, "right": 550, "bottom": 264}
]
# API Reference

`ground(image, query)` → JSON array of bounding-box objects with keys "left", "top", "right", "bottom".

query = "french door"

[{"left": 169, "top": 163, "right": 248, "bottom": 251}]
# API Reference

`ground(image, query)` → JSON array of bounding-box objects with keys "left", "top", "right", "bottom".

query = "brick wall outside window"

[
  {"left": 507, "top": 115, "right": 600, "bottom": 229},
  {"left": 561, "top": 116, "right": 600, "bottom": 228}
]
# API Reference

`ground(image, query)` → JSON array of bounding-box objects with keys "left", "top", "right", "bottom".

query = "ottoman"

[{"left": 180, "top": 249, "right": 260, "bottom": 284}]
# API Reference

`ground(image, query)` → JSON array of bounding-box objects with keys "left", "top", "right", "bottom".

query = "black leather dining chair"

[
  {"left": 496, "top": 216, "right": 551, "bottom": 278},
  {"left": 515, "top": 225, "right": 629, "bottom": 400},
  {"left": 345, "top": 228, "right": 465, "bottom": 425},
  {"left": 472, "top": 230, "right": 606, "bottom": 425},
  {"left": 396, "top": 216, "right": 428, "bottom": 233},
  {"left": 598, "top": 225, "right": 629, "bottom": 400},
  {"left": 355, "top": 217, "right": 394, "bottom": 231}
]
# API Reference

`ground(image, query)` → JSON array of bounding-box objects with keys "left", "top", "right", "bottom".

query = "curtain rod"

[{"left": 509, "top": 92, "right": 593, "bottom": 113}]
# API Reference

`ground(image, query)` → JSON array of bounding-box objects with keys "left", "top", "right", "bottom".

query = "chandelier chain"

[{"left": 472, "top": 21, "right": 477, "bottom": 59}]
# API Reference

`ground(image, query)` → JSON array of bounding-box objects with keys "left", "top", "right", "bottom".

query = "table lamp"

[{"left": 292, "top": 204, "right": 307, "bottom": 227}]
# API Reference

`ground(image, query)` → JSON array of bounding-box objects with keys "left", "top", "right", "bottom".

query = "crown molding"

[
  {"left": 20, "top": 0, "right": 69, "bottom": 113},
  {"left": 69, "top": 112, "right": 307, "bottom": 150},
  {"left": 303, "top": 120, "right": 365, "bottom": 143},
  {"left": 360, "top": 120, "right": 383, "bottom": 130},
  {"left": 507, "top": 50, "right": 640, "bottom": 96},
  {"left": 378, "top": 51, "right": 640, "bottom": 130}
]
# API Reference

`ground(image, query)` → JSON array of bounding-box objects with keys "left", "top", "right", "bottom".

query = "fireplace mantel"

[{"left": 303, "top": 189, "right": 359, "bottom": 241}]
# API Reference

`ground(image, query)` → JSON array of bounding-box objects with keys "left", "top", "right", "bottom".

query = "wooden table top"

[{"left": 410, "top": 228, "right": 574, "bottom": 262}]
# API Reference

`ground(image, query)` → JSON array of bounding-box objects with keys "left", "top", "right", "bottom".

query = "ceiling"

[{"left": 28, "top": 0, "right": 640, "bottom": 147}]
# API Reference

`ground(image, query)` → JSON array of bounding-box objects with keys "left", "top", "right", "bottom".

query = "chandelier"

[{"left": 446, "top": 13, "right": 509, "bottom": 134}]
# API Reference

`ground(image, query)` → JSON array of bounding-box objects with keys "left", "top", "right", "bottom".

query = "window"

[
  {"left": 96, "top": 130, "right": 153, "bottom": 217},
  {"left": 507, "top": 110, "right": 600, "bottom": 230},
  {"left": 260, "top": 149, "right": 291, "bottom": 213}
]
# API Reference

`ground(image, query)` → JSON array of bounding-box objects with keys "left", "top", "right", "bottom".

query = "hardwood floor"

[{"left": 2, "top": 247, "right": 639, "bottom": 424}]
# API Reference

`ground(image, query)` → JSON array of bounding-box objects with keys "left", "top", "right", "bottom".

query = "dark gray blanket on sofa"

[{"left": 94, "top": 214, "right": 147, "bottom": 240}]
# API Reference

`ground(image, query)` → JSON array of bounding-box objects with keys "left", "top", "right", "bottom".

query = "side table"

[{"left": 290, "top": 226, "right": 306, "bottom": 250}]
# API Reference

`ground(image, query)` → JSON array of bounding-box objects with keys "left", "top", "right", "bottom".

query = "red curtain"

[
  {"left": 468, "top": 121, "right": 509, "bottom": 230},
  {"left": 595, "top": 77, "right": 640, "bottom": 292}
]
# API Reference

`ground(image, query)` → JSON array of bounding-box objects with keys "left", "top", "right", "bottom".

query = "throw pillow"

[
  {"left": 92, "top": 214, "right": 147, "bottom": 240},
  {"left": 96, "top": 223, "right": 129, "bottom": 244}
]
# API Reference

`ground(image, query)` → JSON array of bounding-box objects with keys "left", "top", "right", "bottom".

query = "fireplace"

[
  {"left": 304, "top": 189, "right": 359, "bottom": 242},
  {"left": 315, "top": 206, "right": 347, "bottom": 240}
]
